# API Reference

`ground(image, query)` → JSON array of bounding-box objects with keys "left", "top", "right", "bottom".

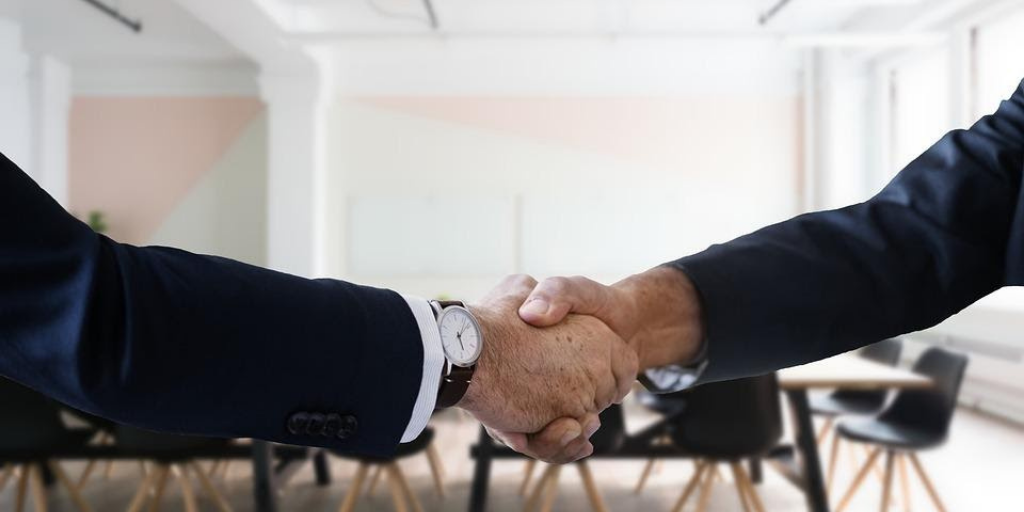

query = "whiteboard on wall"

[
  {"left": 519, "top": 192, "right": 708, "bottom": 276},
  {"left": 348, "top": 195, "right": 517, "bottom": 277}
]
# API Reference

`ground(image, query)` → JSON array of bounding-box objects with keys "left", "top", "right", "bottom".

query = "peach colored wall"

[{"left": 69, "top": 97, "right": 264, "bottom": 244}]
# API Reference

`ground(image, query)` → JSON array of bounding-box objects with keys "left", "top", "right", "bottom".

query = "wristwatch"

[{"left": 430, "top": 300, "right": 484, "bottom": 409}]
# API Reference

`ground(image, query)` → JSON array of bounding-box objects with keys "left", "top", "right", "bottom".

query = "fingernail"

[
  {"left": 584, "top": 420, "right": 600, "bottom": 439},
  {"left": 560, "top": 427, "right": 581, "bottom": 447},
  {"left": 520, "top": 299, "right": 550, "bottom": 317}
]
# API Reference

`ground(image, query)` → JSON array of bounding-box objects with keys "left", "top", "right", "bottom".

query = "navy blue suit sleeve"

[
  {"left": 673, "top": 79, "right": 1024, "bottom": 384},
  {"left": 0, "top": 154, "right": 423, "bottom": 456}
]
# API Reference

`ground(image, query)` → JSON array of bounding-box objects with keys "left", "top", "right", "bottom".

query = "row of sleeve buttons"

[{"left": 287, "top": 412, "right": 358, "bottom": 440}]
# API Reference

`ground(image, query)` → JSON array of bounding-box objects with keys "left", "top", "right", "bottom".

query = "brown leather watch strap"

[
  {"left": 436, "top": 364, "right": 473, "bottom": 409},
  {"left": 433, "top": 300, "right": 476, "bottom": 409}
]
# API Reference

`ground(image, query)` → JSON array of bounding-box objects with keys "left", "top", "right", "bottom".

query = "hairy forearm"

[{"left": 612, "top": 266, "right": 704, "bottom": 370}]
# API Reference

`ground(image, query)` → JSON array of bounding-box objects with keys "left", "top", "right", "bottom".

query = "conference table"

[{"left": 467, "top": 352, "right": 932, "bottom": 512}]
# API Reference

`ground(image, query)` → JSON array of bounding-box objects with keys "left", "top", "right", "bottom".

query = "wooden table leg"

[
  {"left": 251, "top": 440, "right": 277, "bottom": 512},
  {"left": 787, "top": 389, "right": 832, "bottom": 512},
  {"left": 468, "top": 426, "right": 493, "bottom": 512}
]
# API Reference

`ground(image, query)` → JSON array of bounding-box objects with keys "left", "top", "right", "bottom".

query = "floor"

[{"left": 2, "top": 399, "right": 1022, "bottom": 512}]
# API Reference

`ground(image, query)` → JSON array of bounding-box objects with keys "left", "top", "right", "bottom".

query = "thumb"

[{"left": 518, "top": 276, "right": 610, "bottom": 327}]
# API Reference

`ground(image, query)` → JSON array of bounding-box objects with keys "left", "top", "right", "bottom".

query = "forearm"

[
  {"left": 0, "top": 153, "right": 425, "bottom": 455},
  {"left": 671, "top": 79, "right": 1024, "bottom": 383},
  {"left": 611, "top": 266, "right": 705, "bottom": 371}
]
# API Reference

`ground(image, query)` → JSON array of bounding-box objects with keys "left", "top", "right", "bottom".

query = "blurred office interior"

[{"left": 1, "top": 0, "right": 1023, "bottom": 510}]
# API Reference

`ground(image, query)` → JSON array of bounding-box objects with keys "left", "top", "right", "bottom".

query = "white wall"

[{"left": 321, "top": 38, "right": 804, "bottom": 301}]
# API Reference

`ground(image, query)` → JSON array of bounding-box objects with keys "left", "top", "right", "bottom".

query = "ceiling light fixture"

[{"left": 79, "top": 0, "right": 143, "bottom": 33}]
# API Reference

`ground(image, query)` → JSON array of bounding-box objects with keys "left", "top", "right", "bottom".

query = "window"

[
  {"left": 974, "top": 8, "right": 1024, "bottom": 118},
  {"left": 890, "top": 48, "right": 952, "bottom": 172}
]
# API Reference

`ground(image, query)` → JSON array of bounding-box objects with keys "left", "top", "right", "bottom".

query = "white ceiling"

[
  {"left": 260, "top": 0, "right": 932, "bottom": 37},
  {"left": 8, "top": 0, "right": 249, "bottom": 65}
]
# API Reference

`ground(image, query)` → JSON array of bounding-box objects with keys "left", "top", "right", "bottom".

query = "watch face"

[{"left": 438, "top": 306, "right": 483, "bottom": 367}]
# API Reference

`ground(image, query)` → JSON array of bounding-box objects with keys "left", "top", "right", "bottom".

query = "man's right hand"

[{"left": 454, "top": 275, "right": 639, "bottom": 463}]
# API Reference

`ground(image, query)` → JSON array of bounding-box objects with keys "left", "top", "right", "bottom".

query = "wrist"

[
  {"left": 613, "top": 266, "right": 704, "bottom": 370},
  {"left": 453, "top": 306, "right": 496, "bottom": 413}
]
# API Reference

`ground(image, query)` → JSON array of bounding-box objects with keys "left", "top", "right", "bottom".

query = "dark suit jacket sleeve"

[
  {"left": 0, "top": 153, "right": 423, "bottom": 456},
  {"left": 673, "top": 79, "right": 1024, "bottom": 384}
]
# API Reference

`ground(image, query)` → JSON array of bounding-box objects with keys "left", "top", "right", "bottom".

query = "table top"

[{"left": 779, "top": 353, "right": 933, "bottom": 390}]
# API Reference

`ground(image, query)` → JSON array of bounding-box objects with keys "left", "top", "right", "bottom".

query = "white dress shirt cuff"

[{"left": 399, "top": 295, "right": 445, "bottom": 443}]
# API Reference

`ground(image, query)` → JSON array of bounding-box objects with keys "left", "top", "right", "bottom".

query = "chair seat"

[
  {"left": 836, "top": 418, "right": 946, "bottom": 450},
  {"left": 809, "top": 393, "right": 884, "bottom": 417}
]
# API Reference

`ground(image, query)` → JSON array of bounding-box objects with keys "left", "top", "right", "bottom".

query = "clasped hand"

[{"left": 455, "top": 268, "right": 703, "bottom": 464}]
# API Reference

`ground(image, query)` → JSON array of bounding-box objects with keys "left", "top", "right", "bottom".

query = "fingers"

[
  {"left": 518, "top": 276, "right": 611, "bottom": 328},
  {"left": 610, "top": 339, "right": 640, "bottom": 403},
  {"left": 488, "top": 414, "right": 600, "bottom": 464},
  {"left": 481, "top": 274, "right": 540, "bottom": 305}
]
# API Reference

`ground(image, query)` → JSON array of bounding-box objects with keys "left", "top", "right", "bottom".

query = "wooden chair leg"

[
  {"left": 338, "top": 463, "right": 369, "bottom": 512},
  {"left": 524, "top": 465, "right": 556, "bottom": 512},
  {"left": 77, "top": 460, "right": 98, "bottom": 490},
  {"left": 695, "top": 462, "right": 718, "bottom": 512},
  {"left": 126, "top": 468, "right": 158, "bottom": 512},
  {"left": 520, "top": 460, "right": 537, "bottom": 496},
  {"left": 817, "top": 417, "right": 835, "bottom": 445},
  {"left": 907, "top": 453, "right": 948, "bottom": 512},
  {"left": 836, "top": 447, "right": 883, "bottom": 512},
  {"left": 427, "top": 443, "right": 446, "bottom": 479},
  {"left": 219, "top": 461, "right": 232, "bottom": 480},
  {"left": 897, "top": 454, "right": 911, "bottom": 512},
  {"left": 865, "top": 444, "right": 885, "bottom": 482},
  {"left": 671, "top": 461, "right": 707, "bottom": 512},
  {"left": 634, "top": 459, "right": 656, "bottom": 494},
  {"left": 207, "top": 461, "right": 222, "bottom": 478},
  {"left": 366, "top": 465, "right": 384, "bottom": 495},
  {"left": 827, "top": 433, "right": 842, "bottom": 496},
  {"left": 385, "top": 466, "right": 409, "bottom": 512},
  {"left": 426, "top": 444, "right": 446, "bottom": 497},
  {"left": 48, "top": 460, "right": 95, "bottom": 512},
  {"left": 732, "top": 461, "right": 767, "bottom": 512},
  {"left": 14, "top": 464, "right": 29, "bottom": 512},
  {"left": 147, "top": 465, "right": 171, "bottom": 512},
  {"left": 172, "top": 466, "right": 198, "bottom": 512},
  {"left": 387, "top": 464, "right": 424, "bottom": 512},
  {"left": 880, "top": 451, "right": 896, "bottom": 512},
  {"left": 0, "top": 463, "right": 15, "bottom": 492},
  {"left": 539, "top": 465, "right": 562, "bottom": 512},
  {"left": 28, "top": 464, "right": 48, "bottom": 512},
  {"left": 728, "top": 463, "right": 753, "bottom": 512},
  {"left": 577, "top": 461, "right": 609, "bottom": 512},
  {"left": 188, "top": 461, "right": 233, "bottom": 512}
]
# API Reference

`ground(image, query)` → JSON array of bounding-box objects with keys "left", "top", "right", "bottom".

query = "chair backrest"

[
  {"left": 831, "top": 338, "right": 905, "bottom": 405},
  {"left": 114, "top": 424, "right": 221, "bottom": 456},
  {"left": 590, "top": 403, "right": 627, "bottom": 453},
  {"left": 670, "top": 373, "right": 782, "bottom": 459},
  {"left": 0, "top": 378, "right": 71, "bottom": 451},
  {"left": 880, "top": 347, "right": 968, "bottom": 438},
  {"left": 859, "top": 338, "right": 903, "bottom": 366}
]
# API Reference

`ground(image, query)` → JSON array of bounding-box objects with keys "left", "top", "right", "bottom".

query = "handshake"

[{"left": 453, "top": 266, "right": 705, "bottom": 464}]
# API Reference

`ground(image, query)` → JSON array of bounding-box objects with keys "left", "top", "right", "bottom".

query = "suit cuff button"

[
  {"left": 287, "top": 412, "right": 310, "bottom": 435},
  {"left": 336, "top": 414, "right": 358, "bottom": 440}
]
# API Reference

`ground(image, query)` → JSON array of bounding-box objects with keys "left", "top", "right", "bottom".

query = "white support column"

[
  {"left": 29, "top": 55, "right": 72, "bottom": 207},
  {"left": 0, "top": 18, "right": 32, "bottom": 171},
  {"left": 801, "top": 48, "right": 824, "bottom": 213},
  {"left": 260, "top": 72, "right": 328, "bottom": 277}
]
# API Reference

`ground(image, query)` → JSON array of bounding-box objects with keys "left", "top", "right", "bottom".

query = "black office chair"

[
  {"left": 811, "top": 338, "right": 903, "bottom": 490},
  {"left": 834, "top": 347, "right": 967, "bottom": 512},
  {"left": 114, "top": 425, "right": 234, "bottom": 512},
  {"left": 668, "top": 373, "right": 782, "bottom": 512},
  {"left": 0, "top": 378, "right": 97, "bottom": 512},
  {"left": 522, "top": 405, "right": 627, "bottom": 512},
  {"left": 633, "top": 388, "right": 688, "bottom": 494},
  {"left": 333, "top": 427, "right": 439, "bottom": 512}
]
